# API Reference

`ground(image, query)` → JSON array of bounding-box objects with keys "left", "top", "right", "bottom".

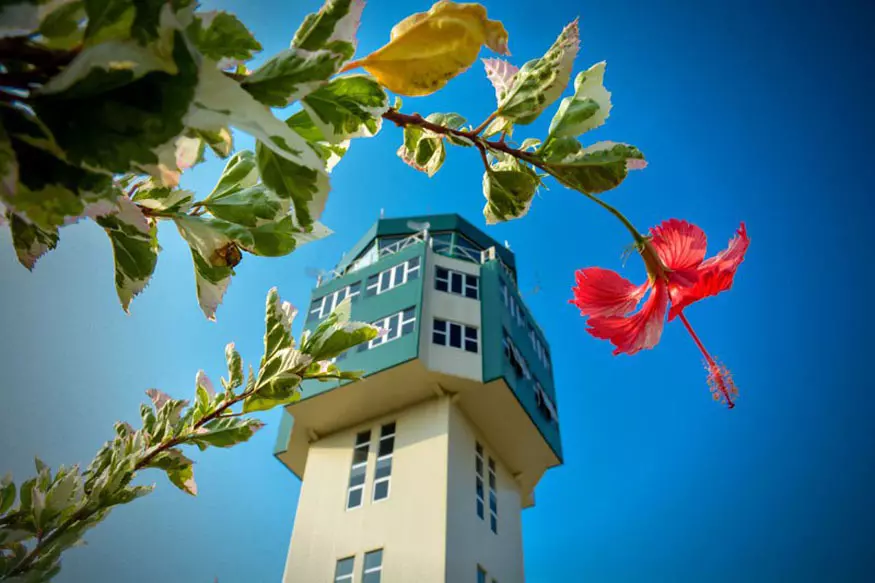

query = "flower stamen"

[{"left": 677, "top": 311, "right": 738, "bottom": 408}]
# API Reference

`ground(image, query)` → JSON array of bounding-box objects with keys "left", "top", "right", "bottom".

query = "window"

[
  {"left": 308, "top": 282, "right": 361, "bottom": 322},
  {"left": 360, "top": 308, "right": 416, "bottom": 352},
  {"left": 433, "top": 319, "right": 478, "bottom": 353},
  {"left": 431, "top": 232, "right": 452, "bottom": 254},
  {"left": 477, "top": 566, "right": 487, "bottom": 583},
  {"left": 335, "top": 557, "right": 355, "bottom": 583},
  {"left": 488, "top": 457, "right": 498, "bottom": 534},
  {"left": 373, "top": 422, "right": 395, "bottom": 502},
  {"left": 362, "top": 549, "right": 383, "bottom": 583},
  {"left": 435, "top": 267, "right": 479, "bottom": 299},
  {"left": 349, "top": 241, "right": 378, "bottom": 274},
  {"left": 346, "top": 430, "right": 370, "bottom": 510},
  {"left": 475, "top": 442, "right": 485, "bottom": 520},
  {"left": 503, "top": 331, "right": 530, "bottom": 380},
  {"left": 535, "top": 382, "right": 558, "bottom": 424},
  {"left": 365, "top": 257, "right": 420, "bottom": 297},
  {"left": 453, "top": 234, "right": 482, "bottom": 263}
]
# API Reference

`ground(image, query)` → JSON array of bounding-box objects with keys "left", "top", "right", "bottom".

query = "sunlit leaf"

[
  {"left": 546, "top": 61, "right": 612, "bottom": 142},
  {"left": 300, "top": 75, "right": 388, "bottom": 144},
  {"left": 482, "top": 156, "right": 540, "bottom": 224},
  {"left": 542, "top": 139, "right": 645, "bottom": 194},
  {"left": 186, "top": 11, "right": 261, "bottom": 61},
  {"left": 343, "top": 0, "right": 509, "bottom": 96}
]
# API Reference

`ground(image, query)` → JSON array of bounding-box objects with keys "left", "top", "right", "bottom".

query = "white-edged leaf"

[
  {"left": 547, "top": 61, "right": 612, "bottom": 141},
  {"left": 482, "top": 57, "right": 519, "bottom": 102},
  {"left": 241, "top": 48, "right": 347, "bottom": 107},
  {"left": 255, "top": 141, "right": 329, "bottom": 229},
  {"left": 292, "top": 0, "right": 363, "bottom": 53},
  {"left": 206, "top": 150, "right": 259, "bottom": 200},
  {"left": 301, "top": 74, "right": 388, "bottom": 144}
]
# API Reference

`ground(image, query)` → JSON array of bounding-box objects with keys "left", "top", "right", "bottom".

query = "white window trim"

[
  {"left": 373, "top": 424, "right": 396, "bottom": 503},
  {"left": 335, "top": 557, "right": 355, "bottom": 583},
  {"left": 432, "top": 319, "right": 479, "bottom": 353},
  {"left": 366, "top": 257, "right": 420, "bottom": 297},
  {"left": 363, "top": 549, "right": 384, "bottom": 579},
  {"left": 346, "top": 433, "right": 370, "bottom": 511},
  {"left": 311, "top": 283, "right": 360, "bottom": 321},
  {"left": 435, "top": 266, "right": 479, "bottom": 299},
  {"left": 488, "top": 456, "right": 498, "bottom": 533},
  {"left": 475, "top": 442, "right": 486, "bottom": 521},
  {"left": 366, "top": 308, "right": 416, "bottom": 350}
]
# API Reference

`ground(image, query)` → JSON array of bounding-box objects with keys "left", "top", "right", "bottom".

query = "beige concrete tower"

[{"left": 274, "top": 216, "right": 562, "bottom": 583}]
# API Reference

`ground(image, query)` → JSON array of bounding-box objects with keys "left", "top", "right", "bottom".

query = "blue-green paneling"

[
  {"left": 299, "top": 243, "right": 426, "bottom": 399},
  {"left": 480, "top": 261, "right": 563, "bottom": 461}
]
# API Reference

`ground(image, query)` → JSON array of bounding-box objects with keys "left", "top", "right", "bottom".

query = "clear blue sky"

[{"left": 1, "top": 0, "right": 873, "bottom": 581}]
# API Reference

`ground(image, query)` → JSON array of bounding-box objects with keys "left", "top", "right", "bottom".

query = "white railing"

[{"left": 316, "top": 230, "right": 429, "bottom": 287}]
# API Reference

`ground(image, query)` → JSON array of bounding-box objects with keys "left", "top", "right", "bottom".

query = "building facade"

[{"left": 274, "top": 215, "right": 562, "bottom": 583}]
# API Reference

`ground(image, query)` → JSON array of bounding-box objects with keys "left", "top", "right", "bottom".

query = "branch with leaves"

[{"left": 0, "top": 288, "right": 379, "bottom": 581}]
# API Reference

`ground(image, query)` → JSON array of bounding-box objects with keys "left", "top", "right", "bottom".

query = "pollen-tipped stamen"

[{"left": 677, "top": 312, "right": 738, "bottom": 408}]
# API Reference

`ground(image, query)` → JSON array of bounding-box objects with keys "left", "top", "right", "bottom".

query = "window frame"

[
  {"left": 432, "top": 318, "right": 479, "bottom": 354},
  {"left": 365, "top": 257, "right": 421, "bottom": 297},
  {"left": 475, "top": 441, "right": 485, "bottom": 521},
  {"left": 346, "top": 430, "right": 371, "bottom": 511},
  {"left": 373, "top": 422, "right": 396, "bottom": 503},
  {"left": 335, "top": 556, "right": 355, "bottom": 583},
  {"left": 360, "top": 308, "right": 417, "bottom": 351},
  {"left": 434, "top": 266, "right": 479, "bottom": 300},
  {"left": 488, "top": 456, "right": 498, "bottom": 534},
  {"left": 362, "top": 548, "right": 384, "bottom": 583}
]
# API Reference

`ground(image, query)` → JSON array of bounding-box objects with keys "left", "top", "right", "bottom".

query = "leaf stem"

[
  {"left": 382, "top": 109, "right": 647, "bottom": 245},
  {"left": 471, "top": 111, "right": 498, "bottom": 136}
]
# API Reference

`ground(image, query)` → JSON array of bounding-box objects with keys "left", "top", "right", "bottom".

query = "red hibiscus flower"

[{"left": 570, "top": 219, "right": 750, "bottom": 408}]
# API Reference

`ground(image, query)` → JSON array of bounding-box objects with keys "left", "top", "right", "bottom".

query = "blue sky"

[{"left": 1, "top": 0, "right": 873, "bottom": 581}]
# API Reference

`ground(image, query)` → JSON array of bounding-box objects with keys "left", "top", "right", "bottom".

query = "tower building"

[{"left": 274, "top": 214, "right": 561, "bottom": 583}]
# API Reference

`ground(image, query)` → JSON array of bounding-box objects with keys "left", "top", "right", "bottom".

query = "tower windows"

[
  {"left": 433, "top": 319, "right": 479, "bottom": 353},
  {"left": 488, "top": 457, "right": 498, "bottom": 534},
  {"left": 346, "top": 430, "right": 370, "bottom": 510},
  {"left": 373, "top": 422, "right": 395, "bottom": 502},
  {"left": 435, "top": 266, "right": 479, "bottom": 299},
  {"left": 308, "top": 282, "right": 361, "bottom": 322},
  {"left": 475, "top": 442, "right": 485, "bottom": 520},
  {"left": 362, "top": 549, "right": 383, "bottom": 583},
  {"left": 477, "top": 566, "right": 487, "bottom": 583},
  {"left": 360, "top": 308, "right": 416, "bottom": 351},
  {"left": 365, "top": 257, "right": 420, "bottom": 297},
  {"left": 334, "top": 557, "right": 355, "bottom": 583}
]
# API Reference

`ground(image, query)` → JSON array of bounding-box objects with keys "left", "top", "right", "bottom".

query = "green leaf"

[
  {"left": 542, "top": 139, "right": 646, "bottom": 194},
  {"left": 189, "top": 417, "right": 264, "bottom": 449},
  {"left": 262, "top": 287, "right": 296, "bottom": 362},
  {"left": 8, "top": 213, "right": 59, "bottom": 271},
  {"left": 223, "top": 342, "right": 244, "bottom": 392},
  {"left": 95, "top": 197, "right": 159, "bottom": 312},
  {"left": 0, "top": 474, "right": 15, "bottom": 516},
  {"left": 300, "top": 75, "right": 388, "bottom": 144},
  {"left": 292, "top": 0, "right": 363, "bottom": 56},
  {"left": 186, "top": 11, "right": 261, "bottom": 61},
  {"left": 131, "top": 181, "right": 194, "bottom": 214},
  {"left": 396, "top": 126, "right": 445, "bottom": 177},
  {"left": 31, "top": 31, "right": 199, "bottom": 174},
  {"left": 195, "top": 127, "right": 233, "bottom": 159},
  {"left": 242, "top": 371, "right": 302, "bottom": 413},
  {"left": 301, "top": 298, "right": 379, "bottom": 361},
  {"left": 482, "top": 58, "right": 519, "bottom": 103},
  {"left": 241, "top": 48, "right": 346, "bottom": 107},
  {"left": 482, "top": 157, "right": 541, "bottom": 225},
  {"left": 185, "top": 63, "right": 323, "bottom": 171},
  {"left": 206, "top": 150, "right": 259, "bottom": 200},
  {"left": 148, "top": 449, "right": 197, "bottom": 495},
  {"left": 245, "top": 216, "right": 331, "bottom": 257},
  {"left": 255, "top": 140, "right": 329, "bottom": 229},
  {"left": 496, "top": 19, "right": 579, "bottom": 125},
  {"left": 45, "top": 468, "right": 82, "bottom": 514},
  {"left": 425, "top": 112, "right": 470, "bottom": 147},
  {"left": 285, "top": 110, "right": 349, "bottom": 171},
  {"left": 204, "top": 184, "right": 286, "bottom": 227},
  {"left": 83, "top": 0, "right": 135, "bottom": 44},
  {"left": 546, "top": 61, "right": 612, "bottom": 142},
  {"left": 37, "top": 0, "right": 85, "bottom": 49}
]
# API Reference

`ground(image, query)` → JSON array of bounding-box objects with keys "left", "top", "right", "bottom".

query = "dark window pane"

[
  {"left": 403, "top": 307, "right": 415, "bottom": 321},
  {"left": 476, "top": 498, "right": 484, "bottom": 519},
  {"left": 336, "top": 350, "right": 348, "bottom": 362},
  {"left": 434, "top": 319, "right": 446, "bottom": 332},
  {"left": 378, "top": 436, "right": 395, "bottom": 457},
  {"left": 366, "top": 275, "right": 379, "bottom": 296},
  {"left": 465, "top": 327, "right": 477, "bottom": 340},
  {"left": 336, "top": 557, "right": 355, "bottom": 577},
  {"left": 488, "top": 473, "right": 495, "bottom": 489},
  {"left": 432, "top": 330, "right": 446, "bottom": 345},
  {"left": 465, "top": 285, "right": 478, "bottom": 299},
  {"left": 358, "top": 342, "right": 369, "bottom": 353},
  {"left": 349, "top": 465, "right": 366, "bottom": 487},
  {"left": 449, "top": 324, "right": 462, "bottom": 348},
  {"left": 381, "top": 422, "right": 396, "bottom": 436},
  {"left": 436, "top": 279, "right": 449, "bottom": 292},
  {"left": 373, "top": 480, "right": 389, "bottom": 501},
  {"left": 356, "top": 431, "right": 371, "bottom": 446},
  {"left": 476, "top": 442, "right": 483, "bottom": 455},
  {"left": 476, "top": 477, "right": 483, "bottom": 498},
  {"left": 375, "top": 457, "right": 392, "bottom": 479},
  {"left": 388, "top": 314, "right": 399, "bottom": 339},
  {"left": 363, "top": 573, "right": 381, "bottom": 583},
  {"left": 465, "top": 340, "right": 478, "bottom": 353},
  {"left": 436, "top": 266, "right": 448, "bottom": 280},
  {"left": 401, "top": 320, "right": 414, "bottom": 335},
  {"left": 490, "top": 514, "right": 497, "bottom": 533},
  {"left": 352, "top": 446, "right": 368, "bottom": 466},
  {"left": 488, "top": 457, "right": 495, "bottom": 471},
  {"left": 489, "top": 491, "right": 497, "bottom": 512},
  {"left": 475, "top": 457, "right": 483, "bottom": 475},
  {"left": 347, "top": 488, "right": 362, "bottom": 508},
  {"left": 450, "top": 272, "right": 463, "bottom": 294},
  {"left": 364, "top": 550, "right": 383, "bottom": 570},
  {"left": 349, "top": 282, "right": 361, "bottom": 301}
]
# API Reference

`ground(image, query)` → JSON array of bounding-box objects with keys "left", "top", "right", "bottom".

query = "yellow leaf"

[{"left": 341, "top": 1, "right": 509, "bottom": 97}]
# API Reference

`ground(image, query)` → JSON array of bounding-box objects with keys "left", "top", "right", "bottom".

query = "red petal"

[
  {"left": 650, "top": 219, "right": 708, "bottom": 271},
  {"left": 587, "top": 281, "right": 669, "bottom": 355},
  {"left": 570, "top": 267, "right": 646, "bottom": 318},
  {"left": 668, "top": 223, "right": 749, "bottom": 320}
]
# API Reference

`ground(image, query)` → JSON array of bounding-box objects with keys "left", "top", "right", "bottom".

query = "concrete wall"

[
  {"left": 418, "top": 248, "right": 484, "bottom": 382},
  {"left": 445, "top": 404, "right": 525, "bottom": 583},
  {"left": 283, "top": 398, "right": 451, "bottom": 583}
]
